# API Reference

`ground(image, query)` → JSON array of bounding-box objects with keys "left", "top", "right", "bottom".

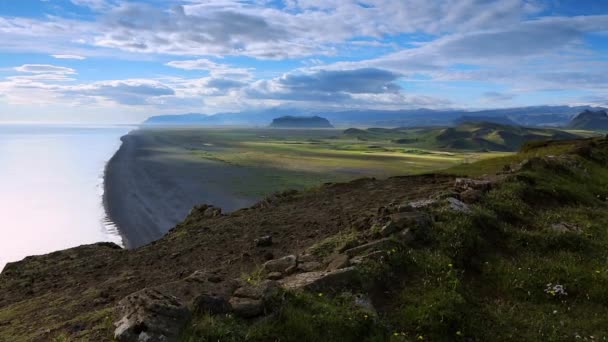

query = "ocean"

[{"left": 0, "top": 124, "right": 131, "bottom": 271}]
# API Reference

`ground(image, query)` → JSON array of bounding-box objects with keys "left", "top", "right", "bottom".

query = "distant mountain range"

[
  {"left": 269, "top": 116, "right": 333, "bottom": 128},
  {"left": 567, "top": 110, "right": 608, "bottom": 131},
  {"left": 143, "top": 105, "right": 605, "bottom": 128},
  {"left": 342, "top": 121, "right": 580, "bottom": 152}
]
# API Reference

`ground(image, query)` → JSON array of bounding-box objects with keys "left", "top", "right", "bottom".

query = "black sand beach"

[{"left": 103, "top": 129, "right": 260, "bottom": 248}]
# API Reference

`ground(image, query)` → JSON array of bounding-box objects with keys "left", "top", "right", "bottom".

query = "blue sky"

[{"left": 0, "top": 0, "right": 607, "bottom": 123}]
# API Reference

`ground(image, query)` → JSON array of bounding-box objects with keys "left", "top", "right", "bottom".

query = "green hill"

[
  {"left": 568, "top": 110, "right": 608, "bottom": 131},
  {"left": 343, "top": 122, "right": 580, "bottom": 152}
]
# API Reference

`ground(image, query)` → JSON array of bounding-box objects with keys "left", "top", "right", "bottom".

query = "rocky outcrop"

[
  {"left": 279, "top": 267, "right": 359, "bottom": 291},
  {"left": 114, "top": 288, "right": 190, "bottom": 342}
]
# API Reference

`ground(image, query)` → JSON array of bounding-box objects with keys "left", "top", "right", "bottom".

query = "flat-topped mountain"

[
  {"left": 269, "top": 115, "right": 333, "bottom": 128},
  {"left": 568, "top": 109, "right": 608, "bottom": 130}
]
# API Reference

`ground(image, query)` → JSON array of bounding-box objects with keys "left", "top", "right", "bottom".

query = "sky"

[{"left": 0, "top": 0, "right": 607, "bottom": 123}]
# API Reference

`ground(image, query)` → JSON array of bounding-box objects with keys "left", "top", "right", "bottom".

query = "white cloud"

[
  {"left": 166, "top": 59, "right": 253, "bottom": 79},
  {"left": 14, "top": 64, "right": 76, "bottom": 75},
  {"left": 52, "top": 54, "right": 86, "bottom": 60}
]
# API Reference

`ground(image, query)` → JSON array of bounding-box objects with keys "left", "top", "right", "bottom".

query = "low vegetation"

[{"left": 181, "top": 136, "right": 608, "bottom": 341}]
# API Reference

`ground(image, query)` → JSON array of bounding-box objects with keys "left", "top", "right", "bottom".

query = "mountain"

[
  {"left": 567, "top": 110, "right": 608, "bottom": 130},
  {"left": 454, "top": 115, "right": 518, "bottom": 126},
  {"left": 4, "top": 136, "right": 608, "bottom": 340},
  {"left": 269, "top": 115, "right": 333, "bottom": 128},
  {"left": 342, "top": 122, "right": 580, "bottom": 151},
  {"left": 143, "top": 106, "right": 603, "bottom": 128}
]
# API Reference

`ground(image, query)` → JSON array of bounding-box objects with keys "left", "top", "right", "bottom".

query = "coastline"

[{"left": 102, "top": 128, "right": 260, "bottom": 249}]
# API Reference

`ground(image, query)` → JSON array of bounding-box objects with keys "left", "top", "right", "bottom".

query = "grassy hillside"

[
  {"left": 3, "top": 132, "right": 608, "bottom": 341},
  {"left": 343, "top": 122, "right": 582, "bottom": 152}
]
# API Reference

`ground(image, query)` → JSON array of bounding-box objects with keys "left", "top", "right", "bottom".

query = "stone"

[
  {"left": 343, "top": 238, "right": 398, "bottom": 257},
  {"left": 298, "top": 254, "right": 318, "bottom": 263},
  {"left": 203, "top": 206, "right": 222, "bottom": 218},
  {"left": 263, "top": 255, "right": 297, "bottom": 273},
  {"left": 398, "top": 199, "right": 437, "bottom": 212},
  {"left": 549, "top": 222, "right": 582, "bottom": 234},
  {"left": 350, "top": 250, "right": 388, "bottom": 265},
  {"left": 233, "top": 280, "right": 279, "bottom": 300},
  {"left": 228, "top": 297, "right": 264, "bottom": 318},
  {"left": 447, "top": 197, "right": 471, "bottom": 213},
  {"left": 255, "top": 235, "right": 273, "bottom": 247},
  {"left": 114, "top": 288, "right": 191, "bottom": 342},
  {"left": 326, "top": 254, "right": 349, "bottom": 271},
  {"left": 298, "top": 261, "right": 322, "bottom": 272},
  {"left": 192, "top": 294, "right": 231, "bottom": 315},
  {"left": 280, "top": 267, "right": 359, "bottom": 291},
  {"left": 455, "top": 178, "right": 492, "bottom": 192},
  {"left": 267, "top": 272, "right": 283, "bottom": 280}
]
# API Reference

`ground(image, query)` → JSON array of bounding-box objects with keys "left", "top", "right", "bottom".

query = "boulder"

[
  {"left": 228, "top": 297, "right": 264, "bottom": 318},
  {"left": 380, "top": 212, "right": 431, "bottom": 237},
  {"left": 233, "top": 280, "right": 279, "bottom": 300},
  {"left": 343, "top": 238, "right": 399, "bottom": 257},
  {"left": 350, "top": 250, "right": 388, "bottom": 265},
  {"left": 267, "top": 272, "right": 283, "bottom": 280},
  {"left": 297, "top": 254, "right": 318, "bottom": 263},
  {"left": 298, "top": 261, "right": 323, "bottom": 272},
  {"left": 447, "top": 197, "right": 471, "bottom": 213},
  {"left": 263, "top": 255, "right": 297, "bottom": 273},
  {"left": 455, "top": 178, "right": 492, "bottom": 192},
  {"left": 326, "top": 254, "right": 349, "bottom": 271},
  {"left": 398, "top": 199, "right": 437, "bottom": 212},
  {"left": 280, "top": 267, "right": 359, "bottom": 291},
  {"left": 114, "top": 288, "right": 190, "bottom": 342},
  {"left": 192, "top": 294, "right": 231, "bottom": 315},
  {"left": 549, "top": 222, "right": 582, "bottom": 234}
]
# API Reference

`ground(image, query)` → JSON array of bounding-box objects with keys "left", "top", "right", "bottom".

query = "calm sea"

[{"left": 0, "top": 124, "right": 131, "bottom": 271}]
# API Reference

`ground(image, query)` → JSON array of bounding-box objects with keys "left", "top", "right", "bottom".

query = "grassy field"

[{"left": 141, "top": 127, "right": 509, "bottom": 196}]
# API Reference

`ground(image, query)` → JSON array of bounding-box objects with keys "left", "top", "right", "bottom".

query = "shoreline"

[{"left": 102, "top": 128, "right": 260, "bottom": 249}]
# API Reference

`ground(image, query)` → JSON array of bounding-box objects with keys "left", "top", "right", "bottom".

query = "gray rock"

[
  {"left": 192, "top": 294, "right": 231, "bottom": 315},
  {"left": 350, "top": 250, "right": 388, "bottom": 265},
  {"left": 398, "top": 199, "right": 437, "bottom": 212},
  {"left": 263, "top": 255, "right": 297, "bottom": 273},
  {"left": 233, "top": 280, "right": 279, "bottom": 300},
  {"left": 298, "top": 254, "right": 318, "bottom": 263},
  {"left": 447, "top": 197, "right": 471, "bottom": 213},
  {"left": 228, "top": 297, "right": 264, "bottom": 318},
  {"left": 267, "top": 272, "right": 283, "bottom": 280},
  {"left": 114, "top": 288, "right": 190, "bottom": 342},
  {"left": 549, "top": 222, "right": 582, "bottom": 234},
  {"left": 326, "top": 254, "right": 349, "bottom": 271},
  {"left": 255, "top": 235, "right": 273, "bottom": 247},
  {"left": 279, "top": 267, "right": 359, "bottom": 291},
  {"left": 343, "top": 238, "right": 398, "bottom": 257},
  {"left": 455, "top": 178, "right": 492, "bottom": 192},
  {"left": 298, "top": 261, "right": 322, "bottom": 272}
]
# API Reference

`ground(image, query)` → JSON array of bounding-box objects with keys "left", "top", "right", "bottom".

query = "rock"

[
  {"left": 298, "top": 261, "right": 322, "bottom": 272},
  {"left": 447, "top": 197, "right": 471, "bottom": 213},
  {"left": 263, "top": 255, "right": 297, "bottom": 273},
  {"left": 354, "top": 294, "right": 376, "bottom": 314},
  {"left": 343, "top": 238, "right": 399, "bottom": 257},
  {"left": 455, "top": 178, "right": 492, "bottom": 192},
  {"left": 549, "top": 222, "right": 582, "bottom": 234},
  {"left": 203, "top": 206, "right": 222, "bottom": 217},
  {"left": 255, "top": 235, "right": 273, "bottom": 247},
  {"left": 267, "top": 272, "right": 283, "bottom": 280},
  {"left": 114, "top": 288, "right": 191, "bottom": 342},
  {"left": 233, "top": 280, "right": 279, "bottom": 300},
  {"left": 460, "top": 189, "right": 483, "bottom": 203},
  {"left": 280, "top": 267, "right": 359, "bottom": 291},
  {"left": 398, "top": 199, "right": 437, "bottom": 212},
  {"left": 192, "top": 294, "right": 231, "bottom": 315},
  {"left": 380, "top": 212, "right": 431, "bottom": 237},
  {"left": 350, "top": 250, "right": 388, "bottom": 265},
  {"left": 298, "top": 254, "right": 318, "bottom": 263},
  {"left": 228, "top": 297, "right": 264, "bottom": 318},
  {"left": 326, "top": 254, "right": 349, "bottom": 271}
]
